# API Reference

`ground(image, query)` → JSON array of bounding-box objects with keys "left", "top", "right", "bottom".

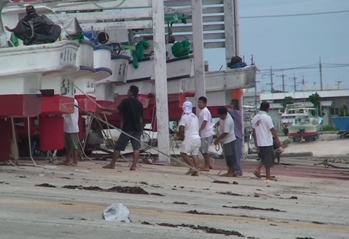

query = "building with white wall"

[{"left": 243, "top": 89, "right": 349, "bottom": 130}]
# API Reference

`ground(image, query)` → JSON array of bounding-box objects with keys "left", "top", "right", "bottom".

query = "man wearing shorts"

[
  {"left": 101, "top": 85, "right": 144, "bottom": 171},
  {"left": 214, "top": 107, "right": 237, "bottom": 177},
  {"left": 251, "top": 101, "right": 281, "bottom": 180},
  {"left": 178, "top": 101, "right": 201, "bottom": 176},
  {"left": 61, "top": 99, "right": 80, "bottom": 166},
  {"left": 197, "top": 96, "right": 214, "bottom": 171}
]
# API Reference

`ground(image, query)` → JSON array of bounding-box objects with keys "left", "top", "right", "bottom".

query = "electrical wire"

[{"left": 241, "top": 10, "right": 349, "bottom": 19}]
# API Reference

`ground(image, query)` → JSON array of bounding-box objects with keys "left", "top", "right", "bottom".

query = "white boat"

[
  {"left": 280, "top": 103, "right": 315, "bottom": 135},
  {"left": 0, "top": 1, "right": 257, "bottom": 159},
  {"left": 288, "top": 113, "right": 323, "bottom": 142}
]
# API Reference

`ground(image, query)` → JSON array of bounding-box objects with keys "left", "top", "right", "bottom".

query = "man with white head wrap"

[{"left": 177, "top": 101, "right": 201, "bottom": 176}]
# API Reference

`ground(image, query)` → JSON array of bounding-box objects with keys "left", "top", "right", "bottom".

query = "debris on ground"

[
  {"left": 186, "top": 210, "right": 227, "bottom": 216},
  {"left": 173, "top": 202, "right": 188, "bottom": 205},
  {"left": 103, "top": 203, "right": 131, "bottom": 223},
  {"left": 61, "top": 185, "right": 165, "bottom": 196},
  {"left": 218, "top": 192, "right": 244, "bottom": 196},
  {"left": 222, "top": 205, "right": 285, "bottom": 212},
  {"left": 157, "top": 223, "right": 244, "bottom": 237},
  {"left": 35, "top": 183, "right": 57, "bottom": 188}
]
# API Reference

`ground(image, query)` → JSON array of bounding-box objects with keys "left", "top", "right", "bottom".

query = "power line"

[
  {"left": 257, "top": 63, "right": 349, "bottom": 73},
  {"left": 241, "top": 9, "right": 349, "bottom": 19}
]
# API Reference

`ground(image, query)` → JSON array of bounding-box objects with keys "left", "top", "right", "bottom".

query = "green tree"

[
  {"left": 308, "top": 92, "right": 323, "bottom": 116},
  {"left": 280, "top": 96, "right": 294, "bottom": 113}
]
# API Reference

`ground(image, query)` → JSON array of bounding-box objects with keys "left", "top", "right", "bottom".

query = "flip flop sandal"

[{"left": 253, "top": 171, "right": 261, "bottom": 178}]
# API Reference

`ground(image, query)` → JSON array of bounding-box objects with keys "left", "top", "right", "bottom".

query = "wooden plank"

[
  {"left": 47, "top": 9, "right": 152, "bottom": 23},
  {"left": 84, "top": 21, "right": 224, "bottom": 32},
  {"left": 164, "top": 0, "right": 223, "bottom": 7},
  {"left": 202, "top": 6, "right": 224, "bottom": 14},
  {"left": 49, "top": 0, "right": 152, "bottom": 12},
  {"left": 80, "top": 20, "right": 153, "bottom": 31},
  {"left": 47, "top": 11, "right": 223, "bottom": 25},
  {"left": 188, "top": 14, "right": 224, "bottom": 23},
  {"left": 204, "top": 41, "right": 225, "bottom": 48},
  {"left": 138, "top": 32, "right": 225, "bottom": 41},
  {"left": 170, "top": 23, "right": 225, "bottom": 32}
]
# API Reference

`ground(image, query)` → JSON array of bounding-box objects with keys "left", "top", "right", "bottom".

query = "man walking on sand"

[
  {"left": 227, "top": 100, "right": 243, "bottom": 176},
  {"left": 252, "top": 101, "right": 281, "bottom": 181},
  {"left": 100, "top": 85, "right": 144, "bottom": 171},
  {"left": 214, "top": 107, "right": 237, "bottom": 177},
  {"left": 177, "top": 101, "right": 201, "bottom": 176},
  {"left": 197, "top": 96, "right": 214, "bottom": 171}
]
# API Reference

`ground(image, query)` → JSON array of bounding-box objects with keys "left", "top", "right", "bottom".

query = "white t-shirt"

[
  {"left": 63, "top": 99, "right": 79, "bottom": 133},
  {"left": 179, "top": 113, "right": 200, "bottom": 141},
  {"left": 251, "top": 111, "right": 274, "bottom": 146},
  {"left": 218, "top": 113, "right": 236, "bottom": 144},
  {"left": 198, "top": 107, "right": 214, "bottom": 138}
]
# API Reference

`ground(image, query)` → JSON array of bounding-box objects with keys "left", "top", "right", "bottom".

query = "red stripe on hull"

[
  {"left": 41, "top": 95, "right": 74, "bottom": 115},
  {"left": 0, "top": 94, "right": 41, "bottom": 118},
  {"left": 289, "top": 132, "right": 318, "bottom": 137},
  {"left": 75, "top": 95, "right": 97, "bottom": 114}
]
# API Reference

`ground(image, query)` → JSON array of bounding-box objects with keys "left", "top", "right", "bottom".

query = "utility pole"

[
  {"left": 335, "top": 80, "right": 342, "bottom": 89},
  {"left": 319, "top": 57, "right": 323, "bottom": 91},
  {"left": 292, "top": 74, "right": 297, "bottom": 92},
  {"left": 276, "top": 72, "right": 286, "bottom": 92},
  {"left": 301, "top": 75, "right": 306, "bottom": 91},
  {"left": 302, "top": 75, "right": 305, "bottom": 86},
  {"left": 270, "top": 67, "right": 273, "bottom": 93}
]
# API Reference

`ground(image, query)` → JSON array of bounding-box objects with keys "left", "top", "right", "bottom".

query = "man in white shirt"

[
  {"left": 177, "top": 101, "right": 201, "bottom": 176},
  {"left": 251, "top": 101, "right": 281, "bottom": 181},
  {"left": 198, "top": 96, "right": 214, "bottom": 171},
  {"left": 60, "top": 99, "right": 80, "bottom": 166},
  {"left": 214, "top": 107, "right": 237, "bottom": 177}
]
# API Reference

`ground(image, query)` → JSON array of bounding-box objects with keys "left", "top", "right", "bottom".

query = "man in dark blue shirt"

[{"left": 100, "top": 85, "right": 144, "bottom": 171}]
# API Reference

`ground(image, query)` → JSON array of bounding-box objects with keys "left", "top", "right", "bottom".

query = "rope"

[
  {"left": 73, "top": 84, "right": 222, "bottom": 181},
  {"left": 214, "top": 125, "right": 221, "bottom": 151},
  {"left": 74, "top": 104, "right": 222, "bottom": 182},
  {"left": 74, "top": 85, "right": 102, "bottom": 108}
]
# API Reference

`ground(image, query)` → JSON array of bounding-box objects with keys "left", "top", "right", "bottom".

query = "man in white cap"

[{"left": 177, "top": 101, "right": 201, "bottom": 176}]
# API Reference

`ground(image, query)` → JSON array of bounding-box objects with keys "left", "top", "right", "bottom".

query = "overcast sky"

[{"left": 204, "top": 0, "right": 349, "bottom": 92}]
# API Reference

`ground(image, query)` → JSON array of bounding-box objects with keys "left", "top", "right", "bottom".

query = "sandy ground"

[
  {"left": 0, "top": 133, "right": 348, "bottom": 239},
  {"left": 0, "top": 154, "right": 348, "bottom": 239}
]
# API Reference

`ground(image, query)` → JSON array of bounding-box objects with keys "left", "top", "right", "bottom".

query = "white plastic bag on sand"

[{"left": 103, "top": 203, "right": 131, "bottom": 223}]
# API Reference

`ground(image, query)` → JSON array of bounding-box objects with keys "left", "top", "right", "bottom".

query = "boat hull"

[
  {"left": 75, "top": 94, "right": 97, "bottom": 114},
  {"left": 288, "top": 124, "right": 320, "bottom": 140},
  {"left": 0, "top": 94, "right": 41, "bottom": 118},
  {"left": 0, "top": 73, "right": 41, "bottom": 117},
  {"left": 41, "top": 95, "right": 75, "bottom": 115}
]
